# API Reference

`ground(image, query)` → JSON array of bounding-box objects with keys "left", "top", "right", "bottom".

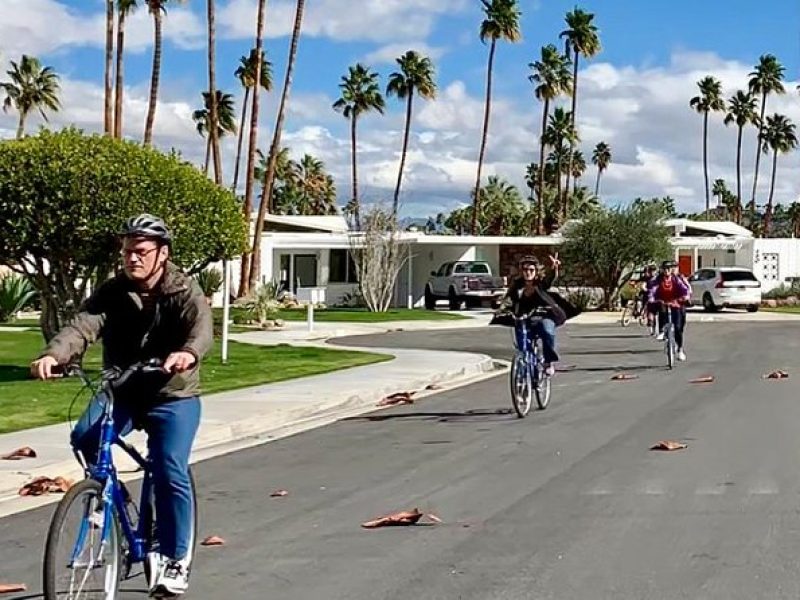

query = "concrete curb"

[{"left": 0, "top": 349, "right": 497, "bottom": 518}]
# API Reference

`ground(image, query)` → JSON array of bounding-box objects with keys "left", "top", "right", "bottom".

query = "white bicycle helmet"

[{"left": 120, "top": 214, "right": 171, "bottom": 244}]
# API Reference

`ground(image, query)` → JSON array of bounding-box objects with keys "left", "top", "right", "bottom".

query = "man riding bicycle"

[
  {"left": 30, "top": 214, "right": 212, "bottom": 597},
  {"left": 498, "top": 254, "right": 568, "bottom": 376},
  {"left": 648, "top": 259, "right": 691, "bottom": 361}
]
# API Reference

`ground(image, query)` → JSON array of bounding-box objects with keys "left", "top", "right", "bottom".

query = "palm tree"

[
  {"left": 559, "top": 8, "right": 601, "bottom": 211},
  {"left": 748, "top": 54, "right": 786, "bottom": 212},
  {"left": 570, "top": 149, "right": 586, "bottom": 193},
  {"left": 249, "top": 0, "right": 307, "bottom": 289},
  {"left": 568, "top": 186, "right": 601, "bottom": 219},
  {"left": 711, "top": 178, "right": 728, "bottom": 217},
  {"left": 723, "top": 90, "right": 758, "bottom": 223},
  {"left": 238, "top": 0, "right": 267, "bottom": 298},
  {"left": 471, "top": 0, "right": 522, "bottom": 235},
  {"left": 761, "top": 113, "right": 797, "bottom": 235},
  {"left": 524, "top": 162, "right": 537, "bottom": 204},
  {"left": 206, "top": 0, "right": 222, "bottom": 184},
  {"left": 297, "top": 154, "right": 337, "bottom": 215},
  {"left": 0, "top": 55, "right": 61, "bottom": 139},
  {"left": 591, "top": 141, "right": 611, "bottom": 195},
  {"left": 386, "top": 50, "right": 437, "bottom": 216},
  {"left": 529, "top": 44, "right": 572, "bottom": 233},
  {"left": 333, "top": 63, "right": 385, "bottom": 230},
  {"left": 192, "top": 90, "right": 237, "bottom": 174},
  {"left": 543, "top": 107, "right": 577, "bottom": 219},
  {"left": 114, "top": 0, "right": 138, "bottom": 138},
  {"left": 143, "top": 0, "right": 177, "bottom": 146},
  {"left": 104, "top": 0, "right": 115, "bottom": 134},
  {"left": 689, "top": 76, "right": 725, "bottom": 217},
  {"left": 231, "top": 50, "right": 272, "bottom": 192}
]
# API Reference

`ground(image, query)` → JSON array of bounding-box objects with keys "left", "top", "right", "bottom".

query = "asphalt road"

[{"left": 3, "top": 321, "right": 800, "bottom": 599}]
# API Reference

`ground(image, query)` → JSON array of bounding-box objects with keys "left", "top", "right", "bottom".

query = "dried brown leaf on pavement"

[
  {"left": 650, "top": 440, "right": 688, "bottom": 451},
  {"left": 377, "top": 391, "right": 415, "bottom": 407},
  {"left": 201, "top": 535, "right": 226, "bottom": 546},
  {"left": 0, "top": 583, "right": 27, "bottom": 594},
  {"left": 18, "top": 476, "right": 73, "bottom": 496},
  {"left": 362, "top": 508, "right": 424, "bottom": 528},
  {"left": 1, "top": 446, "right": 37, "bottom": 460},
  {"left": 762, "top": 370, "right": 789, "bottom": 379},
  {"left": 270, "top": 489, "right": 289, "bottom": 498},
  {"left": 689, "top": 375, "right": 715, "bottom": 384},
  {"left": 610, "top": 373, "right": 638, "bottom": 381}
]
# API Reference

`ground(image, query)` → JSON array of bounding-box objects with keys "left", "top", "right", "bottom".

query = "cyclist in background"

[
  {"left": 648, "top": 260, "right": 691, "bottom": 361},
  {"left": 30, "top": 214, "right": 212, "bottom": 597}
]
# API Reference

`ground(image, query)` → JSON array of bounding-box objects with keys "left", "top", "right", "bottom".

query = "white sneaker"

[
  {"left": 677, "top": 349, "right": 687, "bottom": 361},
  {"left": 656, "top": 332, "right": 665, "bottom": 341},
  {"left": 146, "top": 552, "right": 165, "bottom": 594},
  {"left": 152, "top": 556, "right": 190, "bottom": 597}
]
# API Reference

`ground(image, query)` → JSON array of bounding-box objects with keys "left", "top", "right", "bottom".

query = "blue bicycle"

[
  {"left": 509, "top": 314, "right": 552, "bottom": 417},
  {"left": 43, "top": 360, "right": 197, "bottom": 600}
]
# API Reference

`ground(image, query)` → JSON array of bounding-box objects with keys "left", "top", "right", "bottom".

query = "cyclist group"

[{"left": 27, "top": 213, "right": 692, "bottom": 597}]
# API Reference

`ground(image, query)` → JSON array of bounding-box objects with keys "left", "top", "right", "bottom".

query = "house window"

[{"left": 330, "top": 249, "right": 357, "bottom": 283}]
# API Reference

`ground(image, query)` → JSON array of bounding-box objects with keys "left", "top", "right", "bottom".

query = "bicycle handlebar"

[{"left": 58, "top": 359, "right": 164, "bottom": 389}]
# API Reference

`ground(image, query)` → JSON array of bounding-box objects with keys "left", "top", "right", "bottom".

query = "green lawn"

[
  {"left": 762, "top": 305, "right": 800, "bottom": 314},
  {"left": 0, "top": 330, "right": 390, "bottom": 434},
  {"left": 215, "top": 306, "right": 467, "bottom": 325}
]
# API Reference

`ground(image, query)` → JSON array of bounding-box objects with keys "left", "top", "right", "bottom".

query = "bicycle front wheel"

[
  {"left": 620, "top": 306, "right": 632, "bottom": 327},
  {"left": 665, "top": 325, "right": 675, "bottom": 369},
  {"left": 44, "top": 479, "right": 121, "bottom": 600},
  {"left": 510, "top": 354, "right": 533, "bottom": 418}
]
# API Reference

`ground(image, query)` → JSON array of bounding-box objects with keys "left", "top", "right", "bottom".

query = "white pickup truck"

[{"left": 425, "top": 261, "right": 507, "bottom": 310}]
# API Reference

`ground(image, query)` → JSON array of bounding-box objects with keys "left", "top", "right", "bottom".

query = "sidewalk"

[{"left": 0, "top": 326, "right": 496, "bottom": 518}]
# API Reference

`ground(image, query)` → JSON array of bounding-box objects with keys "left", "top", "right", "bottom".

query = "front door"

[
  {"left": 678, "top": 255, "right": 692, "bottom": 277},
  {"left": 293, "top": 254, "right": 318, "bottom": 292}
]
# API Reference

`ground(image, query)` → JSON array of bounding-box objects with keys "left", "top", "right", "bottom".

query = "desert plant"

[
  {"left": 0, "top": 273, "right": 37, "bottom": 322},
  {"left": 245, "top": 280, "right": 281, "bottom": 324},
  {"left": 195, "top": 267, "right": 223, "bottom": 298}
]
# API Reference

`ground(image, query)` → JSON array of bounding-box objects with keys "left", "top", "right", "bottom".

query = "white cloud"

[
  {"left": 218, "top": 0, "right": 469, "bottom": 42},
  {"left": 0, "top": 0, "right": 205, "bottom": 58},
  {"left": 362, "top": 42, "right": 447, "bottom": 66}
]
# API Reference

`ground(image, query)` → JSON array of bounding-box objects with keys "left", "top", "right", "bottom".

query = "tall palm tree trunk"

[
  {"left": 237, "top": 0, "right": 267, "bottom": 298},
  {"left": 564, "top": 52, "right": 579, "bottom": 218},
  {"left": 231, "top": 87, "right": 250, "bottom": 192},
  {"left": 471, "top": 38, "right": 497, "bottom": 235},
  {"left": 555, "top": 154, "right": 562, "bottom": 212},
  {"left": 104, "top": 0, "right": 114, "bottom": 135},
  {"left": 702, "top": 112, "right": 710, "bottom": 218},
  {"left": 536, "top": 97, "right": 549, "bottom": 234},
  {"left": 749, "top": 93, "right": 768, "bottom": 212},
  {"left": 350, "top": 115, "right": 360, "bottom": 229},
  {"left": 735, "top": 125, "right": 743, "bottom": 224},
  {"left": 143, "top": 8, "right": 163, "bottom": 146},
  {"left": 594, "top": 167, "right": 602, "bottom": 196},
  {"left": 203, "top": 138, "right": 211, "bottom": 174},
  {"left": 207, "top": 0, "right": 222, "bottom": 184},
  {"left": 764, "top": 149, "right": 778, "bottom": 236},
  {"left": 249, "top": 0, "right": 306, "bottom": 289},
  {"left": 113, "top": 8, "right": 127, "bottom": 138},
  {"left": 16, "top": 112, "right": 26, "bottom": 139},
  {"left": 392, "top": 89, "right": 414, "bottom": 217}
]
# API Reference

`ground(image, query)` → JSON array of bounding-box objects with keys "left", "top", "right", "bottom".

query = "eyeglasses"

[
  {"left": 522, "top": 267, "right": 538, "bottom": 273},
  {"left": 121, "top": 247, "right": 160, "bottom": 260}
]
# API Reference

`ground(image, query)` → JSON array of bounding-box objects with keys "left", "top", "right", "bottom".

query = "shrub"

[
  {"left": 0, "top": 273, "right": 37, "bottom": 322},
  {"left": 195, "top": 268, "right": 224, "bottom": 298}
]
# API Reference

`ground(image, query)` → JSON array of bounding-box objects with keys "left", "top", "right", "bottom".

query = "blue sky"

[{"left": 1, "top": 0, "right": 799, "bottom": 217}]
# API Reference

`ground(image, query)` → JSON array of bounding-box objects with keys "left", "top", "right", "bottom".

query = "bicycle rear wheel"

[
  {"left": 510, "top": 354, "right": 533, "bottom": 418},
  {"left": 620, "top": 306, "right": 632, "bottom": 327},
  {"left": 43, "top": 479, "right": 121, "bottom": 600},
  {"left": 534, "top": 369, "right": 552, "bottom": 410}
]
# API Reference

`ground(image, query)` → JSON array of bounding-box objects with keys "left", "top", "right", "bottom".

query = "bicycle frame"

[
  {"left": 512, "top": 316, "right": 545, "bottom": 383},
  {"left": 69, "top": 372, "right": 156, "bottom": 568}
]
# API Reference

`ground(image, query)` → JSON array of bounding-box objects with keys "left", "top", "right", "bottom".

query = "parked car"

[
  {"left": 425, "top": 261, "right": 507, "bottom": 310},
  {"left": 688, "top": 266, "right": 761, "bottom": 312}
]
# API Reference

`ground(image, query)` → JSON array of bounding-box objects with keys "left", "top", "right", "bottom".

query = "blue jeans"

[
  {"left": 71, "top": 394, "right": 201, "bottom": 560},
  {"left": 517, "top": 318, "right": 559, "bottom": 363}
]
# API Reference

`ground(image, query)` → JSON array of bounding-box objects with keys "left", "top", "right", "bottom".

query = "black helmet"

[
  {"left": 661, "top": 259, "right": 677, "bottom": 269},
  {"left": 120, "top": 214, "right": 171, "bottom": 244},
  {"left": 518, "top": 255, "right": 541, "bottom": 268}
]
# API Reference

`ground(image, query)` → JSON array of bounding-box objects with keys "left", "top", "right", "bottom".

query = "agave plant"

[
  {"left": 245, "top": 281, "right": 282, "bottom": 325},
  {"left": 0, "top": 273, "right": 37, "bottom": 322},
  {"left": 195, "top": 268, "right": 224, "bottom": 299}
]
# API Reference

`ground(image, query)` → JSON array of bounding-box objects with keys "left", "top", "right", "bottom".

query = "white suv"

[{"left": 688, "top": 267, "right": 761, "bottom": 312}]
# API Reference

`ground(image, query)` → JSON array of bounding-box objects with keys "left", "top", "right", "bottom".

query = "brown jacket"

[{"left": 41, "top": 263, "right": 213, "bottom": 400}]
